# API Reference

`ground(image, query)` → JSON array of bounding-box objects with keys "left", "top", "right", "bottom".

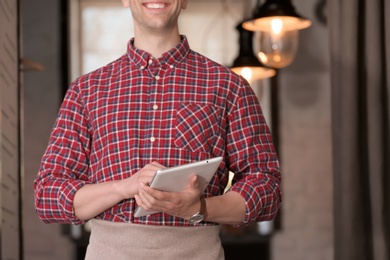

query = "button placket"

[
  {"left": 148, "top": 58, "right": 165, "bottom": 146},
  {"left": 150, "top": 79, "right": 161, "bottom": 145}
]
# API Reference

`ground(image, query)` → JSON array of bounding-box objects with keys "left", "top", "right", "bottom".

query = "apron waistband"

[{"left": 85, "top": 219, "right": 225, "bottom": 260}]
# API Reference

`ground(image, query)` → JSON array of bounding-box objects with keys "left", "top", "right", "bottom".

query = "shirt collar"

[{"left": 127, "top": 35, "right": 190, "bottom": 69}]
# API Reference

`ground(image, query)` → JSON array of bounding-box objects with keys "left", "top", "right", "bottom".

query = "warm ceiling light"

[
  {"left": 230, "top": 24, "right": 276, "bottom": 82},
  {"left": 255, "top": 29, "right": 299, "bottom": 68},
  {"left": 241, "top": 0, "right": 311, "bottom": 68},
  {"left": 242, "top": 0, "right": 312, "bottom": 33}
]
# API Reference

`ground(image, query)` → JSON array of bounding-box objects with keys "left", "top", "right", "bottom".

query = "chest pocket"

[{"left": 174, "top": 103, "right": 221, "bottom": 153}]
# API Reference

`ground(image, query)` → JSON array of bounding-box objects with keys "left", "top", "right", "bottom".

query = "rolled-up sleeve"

[
  {"left": 226, "top": 82, "right": 282, "bottom": 226},
  {"left": 34, "top": 83, "right": 91, "bottom": 224}
]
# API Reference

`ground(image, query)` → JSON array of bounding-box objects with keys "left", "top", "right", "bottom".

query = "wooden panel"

[{"left": 0, "top": 0, "right": 20, "bottom": 259}]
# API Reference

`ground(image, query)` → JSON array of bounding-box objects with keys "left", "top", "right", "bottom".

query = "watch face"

[{"left": 189, "top": 214, "right": 204, "bottom": 224}]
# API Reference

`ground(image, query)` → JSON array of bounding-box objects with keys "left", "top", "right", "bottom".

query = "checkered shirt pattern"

[{"left": 34, "top": 36, "right": 281, "bottom": 226}]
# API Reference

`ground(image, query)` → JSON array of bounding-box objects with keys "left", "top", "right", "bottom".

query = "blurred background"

[{"left": 1, "top": 0, "right": 389, "bottom": 259}]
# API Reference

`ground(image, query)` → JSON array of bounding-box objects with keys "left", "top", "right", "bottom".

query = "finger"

[
  {"left": 134, "top": 194, "right": 142, "bottom": 206},
  {"left": 149, "top": 161, "right": 166, "bottom": 170},
  {"left": 140, "top": 183, "right": 167, "bottom": 201},
  {"left": 142, "top": 164, "right": 161, "bottom": 173},
  {"left": 140, "top": 185, "right": 178, "bottom": 213},
  {"left": 134, "top": 194, "right": 149, "bottom": 211},
  {"left": 187, "top": 175, "right": 200, "bottom": 190},
  {"left": 139, "top": 184, "right": 167, "bottom": 208},
  {"left": 189, "top": 174, "right": 198, "bottom": 185},
  {"left": 137, "top": 188, "right": 155, "bottom": 210}
]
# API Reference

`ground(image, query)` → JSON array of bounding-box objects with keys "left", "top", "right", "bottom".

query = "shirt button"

[
  {"left": 155, "top": 75, "right": 161, "bottom": 80},
  {"left": 150, "top": 137, "right": 156, "bottom": 142},
  {"left": 148, "top": 59, "right": 153, "bottom": 65},
  {"left": 170, "top": 65, "right": 174, "bottom": 69},
  {"left": 140, "top": 66, "right": 145, "bottom": 70},
  {"left": 153, "top": 105, "right": 158, "bottom": 110}
]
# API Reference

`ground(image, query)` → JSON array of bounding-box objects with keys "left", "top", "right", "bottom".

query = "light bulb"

[
  {"left": 241, "top": 67, "right": 253, "bottom": 82},
  {"left": 255, "top": 20, "right": 299, "bottom": 68},
  {"left": 231, "top": 66, "right": 276, "bottom": 83},
  {"left": 271, "top": 18, "right": 283, "bottom": 35}
]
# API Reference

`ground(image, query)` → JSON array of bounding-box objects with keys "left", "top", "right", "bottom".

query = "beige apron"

[{"left": 85, "top": 219, "right": 225, "bottom": 260}]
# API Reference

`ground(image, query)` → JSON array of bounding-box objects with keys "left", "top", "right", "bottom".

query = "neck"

[{"left": 133, "top": 26, "right": 181, "bottom": 58}]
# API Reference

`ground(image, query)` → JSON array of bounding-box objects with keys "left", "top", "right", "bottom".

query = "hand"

[
  {"left": 73, "top": 161, "right": 166, "bottom": 221},
  {"left": 134, "top": 175, "right": 202, "bottom": 219},
  {"left": 120, "top": 161, "right": 165, "bottom": 200}
]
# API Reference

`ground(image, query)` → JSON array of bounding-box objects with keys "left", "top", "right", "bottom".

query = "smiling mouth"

[{"left": 144, "top": 3, "right": 167, "bottom": 9}]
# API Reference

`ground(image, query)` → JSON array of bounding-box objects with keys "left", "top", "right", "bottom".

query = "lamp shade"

[
  {"left": 242, "top": 0, "right": 311, "bottom": 32},
  {"left": 230, "top": 24, "right": 276, "bottom": 81}
]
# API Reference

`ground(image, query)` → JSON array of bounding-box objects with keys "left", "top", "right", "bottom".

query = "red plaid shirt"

[{"left": 34, "top": 36, "right": 281, "bottom": 226}]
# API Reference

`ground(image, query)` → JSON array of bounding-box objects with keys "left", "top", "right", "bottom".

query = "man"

[{"left": 34, "top": 0, "right": 281, "bottom": 259}]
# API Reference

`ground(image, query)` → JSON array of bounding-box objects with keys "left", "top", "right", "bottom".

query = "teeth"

[{"left": 145, "top": 3, "right": 165, "bottom": 9}]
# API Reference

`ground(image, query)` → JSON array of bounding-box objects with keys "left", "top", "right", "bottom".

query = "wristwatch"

[{"left": 189, "top": 198, "right": 206, "bottom": 224}]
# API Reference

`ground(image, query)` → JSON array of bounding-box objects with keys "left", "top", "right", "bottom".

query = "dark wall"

[{"left": 20, "top": 0, "right": 75, "bottom": 259}]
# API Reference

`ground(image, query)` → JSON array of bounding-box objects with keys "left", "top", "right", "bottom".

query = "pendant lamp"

[
  {"left": 230, "top": 23, "right": 276, "bottom": 82},
  {"left": 242, "top": 0, "right": 311, "bottom": 68},
  {"left": 242, "top": 0, "right": 311, "bottom": 32}
]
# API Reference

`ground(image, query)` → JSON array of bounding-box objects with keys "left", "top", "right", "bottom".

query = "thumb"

[{"left": 188, "top": 174, "right": 199, "bottom": 188}]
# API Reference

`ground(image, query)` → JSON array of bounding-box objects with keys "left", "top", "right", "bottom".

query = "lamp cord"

[{"left": 315, "top": 0, "right": 327, "bottom": 26}]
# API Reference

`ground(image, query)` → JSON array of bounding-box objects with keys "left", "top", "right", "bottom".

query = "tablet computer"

[{"left": 134, "top": 156, "right": 223, "bottom": 218}]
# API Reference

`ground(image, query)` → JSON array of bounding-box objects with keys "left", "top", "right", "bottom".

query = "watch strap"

[
  {"left": 199, "top": 197, "right": 206, "bottom": 217},
  {"left": 188, "top": 198, "right": 207, "bottom": 224}
]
